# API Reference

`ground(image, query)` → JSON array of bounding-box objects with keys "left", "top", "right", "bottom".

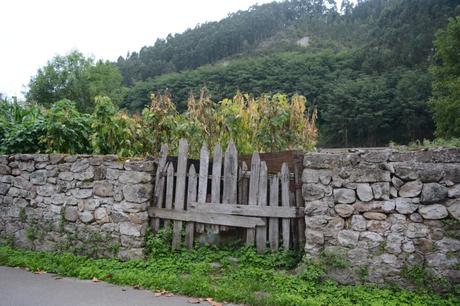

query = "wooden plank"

[
  {"left": 149, "top": 208, "right": 265, "bottom": 228},
  {"left": 281, "top": 163, "right": 290, "bottom": 249},
  {"left": 172, "top": 139, "right": 188, "bottom": 250},
  {"left": 185, "top": 164, "right": 197, "bottom": 249},
  {"left": 188, "top": 202, "right": 302, "bottom": 218},
  {"left": 238, "top": 161, "right": 248, "bottom": 205},
  {"left": 196, "top": 143, "right": 209, "bottom": 233},
  {"left": 164, "top": 162, "right": 175, "bottom": 229},
  {"left": 210, "top": 143, "right": 222, "bottom": 233},
  {"left": 222, "top": 142, "right": 238, "bottom": 232},
  {"left": 246, "top": 152, "right": 260, "bottom": 246},
  {"left": 256, "top": 161, "right": 268, "bottom": 254},
  {"left": 223, "top": 142, "right": 238, "bottom": 203},
  {"left": 294, "top": 163, "right": 305, "bottom": 249},
  {"left": 269, "top": 174, "right": 280, "bottom": 251},
  {"left": 152, "top": 144, "right": 168, "bottom": 232}
]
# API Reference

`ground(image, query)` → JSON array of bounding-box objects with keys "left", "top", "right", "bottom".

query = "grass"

[
  {"left": 0, "top": 230, "right": 458, "bottom": 306},
  {"left": 389, "top": 137, "right": 460, "bottom": 150}
]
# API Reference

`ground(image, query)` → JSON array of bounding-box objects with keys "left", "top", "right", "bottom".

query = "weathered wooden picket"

[{"left": 148, "top": 139, "right": 305, "bottom": 252}]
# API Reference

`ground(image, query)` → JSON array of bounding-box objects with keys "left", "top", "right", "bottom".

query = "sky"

[{"left": 0, "top": 0, "right": 348, "bottom": 99}]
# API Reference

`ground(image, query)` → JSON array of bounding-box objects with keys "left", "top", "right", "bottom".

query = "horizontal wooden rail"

[
  {"left": 188, "top": 202, "right": 304, "bottom": 218},
  {"left": 148, "top": 207, "right": 265, "bottom": 228}
]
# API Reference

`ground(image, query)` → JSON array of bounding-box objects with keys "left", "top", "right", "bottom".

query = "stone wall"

[
  {"left": 302, "top": 148, "right": 460, "bottom": 287},
  {"left": 0, "top": 154, "right": 155, "bottom": 260}
]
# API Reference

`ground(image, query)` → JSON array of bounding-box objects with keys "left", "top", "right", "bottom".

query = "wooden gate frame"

[{"left": 148, "top": 139, "right": 305, "bottom": 252}]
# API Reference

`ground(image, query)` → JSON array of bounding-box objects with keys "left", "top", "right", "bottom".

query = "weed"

[
  {"left": 0, "top": 235, "right": 457, "bottom": 306},
  {"left": 358, "top": 266, "right": 369, "bottom": 282},
  {"left": 319, "top": 250, "right": 350, "bottom": 269},
  {"left": 19, "top": 207, "right": 26, "bottom": 222}
]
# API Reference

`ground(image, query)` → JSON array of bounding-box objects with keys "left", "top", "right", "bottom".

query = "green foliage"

[
  {"left": 0, "top": 241, "right": 457, "bottom": 306},
  {"left": 319, "top": 250, "right": 350, "bottom": 269},
  {"left": 90, "top": 96, "right": 144, "bottom": 156},
  {"left": 0, "top": 100, "right": 46, "bottom": 154},
  {"left": 41, "top": 99, "right": 92, "bottom": 154},
  {"left": 27, "top": 50, "right": 127, "bottom": 113},
  {"left": 430, "top": 16, "right": 460, "bottom": 138}
]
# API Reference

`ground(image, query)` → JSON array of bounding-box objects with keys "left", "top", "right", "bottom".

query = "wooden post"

[
  {"left": 246, "top": 152, "right": 260, "bottom": 246},
  {"left": 164, "top": 162, "right": 174, "bottom": 229},
  {"left": 222, "top": 142, "right": 238, "bottom": 232},
  {"left": 281, "top": 163, "right": 290, "bottom": 249},
  {"left": 256, "top": 161, "right": 268, "bottom": 253},
  {"left": 210, "top": 143, "right": 222, "bottom": 233},
  {"left": 185, "top": 164, "right": 197, "bottom": 249},
  {"left": 238, "top": 161, "right": 248, "bottom": 205},
  {"left": 294, "top": 163, "right": 305, "bottom": 249},
  {"left": 269, "top": 174, "right": 280, "bottom": 251},
  {"left": 152, "top": 144, "right": 168, "bottom": 233},
  {"left": 172, "top": 139, "right": 188, "bottom": 250},
  {"left": 196, "top": 144, "right": 209, "bottom": 233}
]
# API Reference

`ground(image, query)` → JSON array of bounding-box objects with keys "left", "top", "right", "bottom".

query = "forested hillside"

[{"left": 113, "top": 0, "right": 459, "bottom": 147}]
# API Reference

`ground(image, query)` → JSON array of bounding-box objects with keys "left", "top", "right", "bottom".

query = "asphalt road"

[{"left": 0, "top": 266, "right": 228, "bottom": 306}]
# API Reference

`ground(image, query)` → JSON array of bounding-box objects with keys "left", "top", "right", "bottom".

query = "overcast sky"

[{"left": 0, "top": 0, "right": 347, "bottom": 98}]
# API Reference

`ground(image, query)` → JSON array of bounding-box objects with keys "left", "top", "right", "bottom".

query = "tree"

[
  {"left": 430, "top": 16, "right": 460, "bottom": 138},
  {"left": 27, "top": 50, "right": 126, "bottom": 112}
]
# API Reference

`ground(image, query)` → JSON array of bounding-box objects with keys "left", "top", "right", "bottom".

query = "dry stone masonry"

[
  {"left": 0, "top": 148, "right": 459, "bottom": 289},
  {"left": 303, "top": 148, "right": 460, "bottom": 286},
  {"left": 0, "top": 154, "right": 154, "bottom": 260}
]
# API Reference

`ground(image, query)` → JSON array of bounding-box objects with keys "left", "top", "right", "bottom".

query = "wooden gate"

[{"left": 148, "top": 139, "right": 305, "bottom": 252}]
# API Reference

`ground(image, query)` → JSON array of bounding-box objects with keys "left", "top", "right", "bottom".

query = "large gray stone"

[
  {"left": 337, "top": 230, "right": 359, "bottom": 248},
  {"left": 64, "top": 206, "right": 78, "bottom": 222},
  {"left": 360, "top": 231, "right": 384, "bottom": 248},
  {"left": 391, "top": 176, "right": 404, "bottom": 190},
  {"left": 30, "top": 170, "right": 47, "bottom": 185},
  {"left": 113, "top": 201, "right": 148, "bottom": 213},
  {"left": 71, "top": 188, "right": 93, "bottom": 199},
  {"left": 333, "top": 188, "right": 356, "bottom": 204},
  {"left": 363, "top": 212, "right": 387, "bottom": 220},
  {"left": 356, "top": 183, "right": 373, "bottom": 202},
  {"left": 0, "top": 164, "right": 11, "bottom": 175},
  {"left": 119, "top": 222, "right": 144, "bottom": 237},
  {"left": 351, "top": 215, "right": 367, "bottom": 231},
  {"left": 13, "top": 176, "right": 33, "bottom": 190},
  {"left": 420, "top": 183, "right": 448, "bottom": 204},
  {"left": 354, "top": 200, "right": 394, "bottom": 213},
  {"left": 119, "top": 171, "right": 151, "bottom": 184},
  {"left": 302, "top": 183, "right": 330, "bottom": 201},
  {"left": 58, "top": 171, "right": 74, "bottom": 181},
  {"left": 71, "top": 159, "right": 90, "bottom": 172},
  {"left": 395, "top": 198, "right": 419, "bottom": 214},
  {"left": 93, "top": 181, "right": 113, "bottom": 197},
  {"left": 371, "top": 182, "right": 390, "bottom": 200},
  {"left": 399, "top": 180, "right": 422, "bottom": 197},
  {"left": 447, "top": 200, "right": 460, "bottom": 220},
  {"left": 0, "top": 182, "right": 10, "bottom": 195},
  {"left": 448, "top": 184, "right": 460, "bottom": 198},
  {"left": 124, "top": 160, "right": 155, "bottom": 172},
  {"left": 79, "top": 211, "right": 94, "bottom": 223},
  {"left": 74, "top": 167, "right": 94, "bottom": 181},
  {"left": 406, "top": 223, "right": 430, "bottom": 238},
  {"left": 366, "top": 220, "right": 390, "bottom": 234},
  {"left": 94, "top": 207, "right": 109, "bottom": 223},
  {"left": 302, "top": 169, "right": 332, "bottom": 184},
  {"left": 334, "top": 204, "right": 354, "bottom": 217},
  {"left": 122, "top": 184, "right": 152, "bottom": 203},
  {"left": 304, "top": 198, "right": 330, "bottom": 216},
  {"left": 37, "top": 184, "right": 57, "bottom": 196},
  {"left": 418, "top": 204, "right": 448, "bottom": 220},
  {"left": 305, "top": 229, "right": 324, "bottom": 245}
]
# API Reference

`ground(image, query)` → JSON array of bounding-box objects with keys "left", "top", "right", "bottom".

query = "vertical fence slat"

[
  {"left": 281, "top": 163, "right": 290, "bottom": 250},
  {"left": 210, "top": 143, "right": 222, "bottom": 233},
  {"left": 152, "top": 144, "right": 168, "bottom": 232},
  {"left": 256, "top": 161, "right": 268, "bottom": 253},
  {"left": 246, "top": 152, "right": 260, "bottom": 246},
  {"left": 222, "top": 142, "right": 238, "bottom": 232},
  {"left": 196, "top": 144, "right": 209, "bottom": 233},
  {"left": 172, "top": 139, "right": 188, "bottom": 250},
  {"left": 294, "top": 163, "right": 305, "bottom": 249},
  {"left": 164, "top": 162, "right": 175, "bottom": 229},
  {"left": 185, "top": 164, "right": 197, "bottom": 249},
  {"left": 269, "top": 174, "right": 280, "bottom": 251},
  {"left": 238, "top": 161, "right": 248, "bottom": 205}
]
